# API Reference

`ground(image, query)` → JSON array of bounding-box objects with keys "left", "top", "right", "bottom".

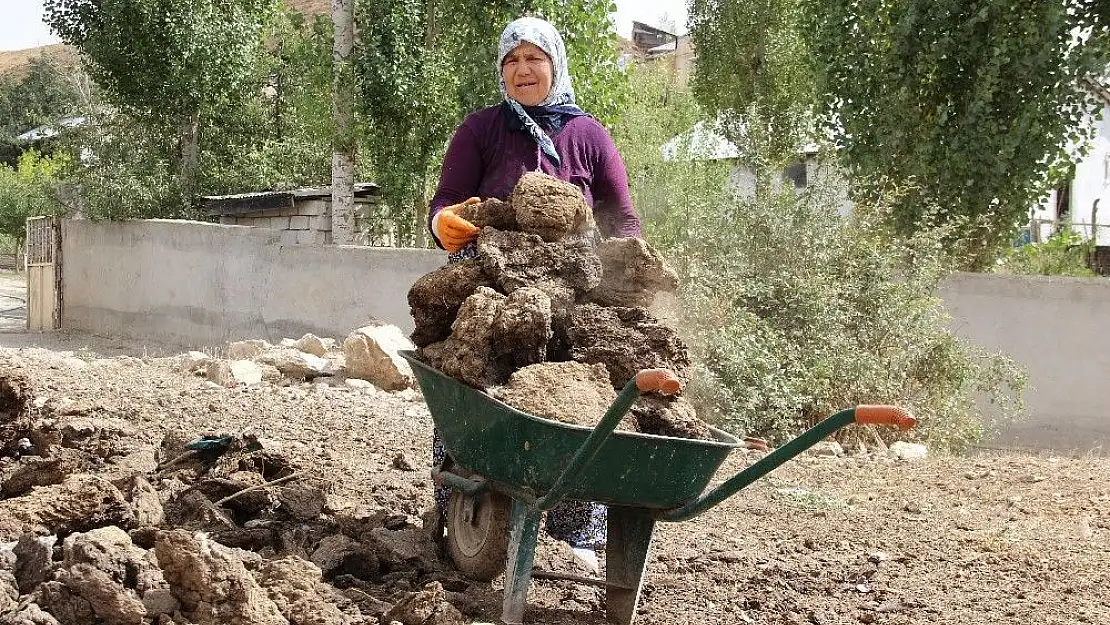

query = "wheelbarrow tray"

[{"left": 403, "top": 351, "right": 741, "bottom": 510}]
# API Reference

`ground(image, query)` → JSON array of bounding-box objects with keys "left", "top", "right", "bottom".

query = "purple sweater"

[{"left": 429, "top": 105, "right": 642, "bottom": 247}]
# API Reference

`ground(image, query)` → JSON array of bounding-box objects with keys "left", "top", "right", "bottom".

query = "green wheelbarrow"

[{"left": 400, "top": 351, "right": 916, "bottom": 625}]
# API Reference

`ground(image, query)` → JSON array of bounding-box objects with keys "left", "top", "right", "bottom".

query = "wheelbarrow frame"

[{"left": 401, "top": 351, "right": 915, "bottom": 624}]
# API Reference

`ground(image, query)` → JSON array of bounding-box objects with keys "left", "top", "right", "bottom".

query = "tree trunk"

[
  {"left": 178, "top": 110, "right": 200, "bottom": 208},
  {"left": 331, "top": 0, "right": 356, "bottom": 245}
]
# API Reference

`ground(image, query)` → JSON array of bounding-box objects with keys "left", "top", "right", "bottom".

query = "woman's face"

[{"left": 502, "top": 42, "right": 554, "bottom": 106}]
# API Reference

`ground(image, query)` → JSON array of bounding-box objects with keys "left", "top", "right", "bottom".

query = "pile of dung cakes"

[{"left": 408, "top": 172, "right": 710, "bottom": 439}]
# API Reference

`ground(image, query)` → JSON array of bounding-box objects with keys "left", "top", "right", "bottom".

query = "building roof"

[
  {"left": 662, "top": 120, "right": 820, "bottom": 162},
  {"left": 202, "top": 183, "right": 380, "bottom": 216},
  {"left": 16, "top": 116, "right": 87, "bottom": 142}
]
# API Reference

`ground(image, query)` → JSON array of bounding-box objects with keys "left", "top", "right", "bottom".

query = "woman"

[{"left": 427, "top": 17, "right": 642, "bottom": 573}]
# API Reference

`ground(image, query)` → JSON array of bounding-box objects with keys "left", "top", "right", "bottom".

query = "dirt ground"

[{"left": 0, "top": 333, "right": 1107, "bottom": 625}]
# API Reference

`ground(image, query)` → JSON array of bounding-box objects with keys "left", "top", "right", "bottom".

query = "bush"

[
  {"left": 661, "top": 182, "right": 1026, "bottom": 450},
  {"left": 994, "top": 226, "right": 1098, "bottom": 277},
  {"left": 0, "top": 150, "right": 66, "bottom": 244}
]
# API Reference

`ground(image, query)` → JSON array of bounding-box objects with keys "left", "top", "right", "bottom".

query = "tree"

[
  {"left": 331, "top": 0, "right": 356, "bottom": 243},
  {"left": 687, "top": 0, "right": 814, "bottom": 171},
  {"left": 0, "top": 56, "right": 82, "bottom": 164},
  {"left": 355, "top": 0, "right": 626, "bottom": 247},
  {"left": 689, "top": 0, "right": 1110, "bottom": 264},
  {"left": 44, "top": 0, "right": 272, "bottom": 201}
]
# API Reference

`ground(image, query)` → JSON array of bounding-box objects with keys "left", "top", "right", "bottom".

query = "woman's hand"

[{"left": 433, "top": 197, "right": 482, "bottom": 252}]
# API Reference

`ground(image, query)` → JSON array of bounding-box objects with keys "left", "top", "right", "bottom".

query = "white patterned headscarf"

[
  {"left": 497, "top": 17, "right": 586, "bottom": 166},
  {"left": 498, "top": 17, "right": 576, "bottom": 106}
]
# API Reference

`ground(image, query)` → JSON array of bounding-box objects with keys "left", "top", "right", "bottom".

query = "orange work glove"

[{"left": 432, "top": 197, "right": 482, "bottom": 252}]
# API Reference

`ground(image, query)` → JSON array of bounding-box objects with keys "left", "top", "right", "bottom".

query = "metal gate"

[{"left": 25, "top": 216, "right": 61, "bottom": 331}]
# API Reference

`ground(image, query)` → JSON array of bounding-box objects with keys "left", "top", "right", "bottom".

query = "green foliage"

[
  {"left": 44, "top": 0, "right": 272, "bottom": 127},
  {"left": 44, "top": 0, "right": 274, "bottom": 198},
  {"left": 355, "top": 0, "right": 626, "bottom": 247},
  {"left": 610, "top": 61, "right": 727, "bottom": 254},
  {"left": 689, "top": 0, "right": 1110, "bottom": 266},
  {"left": 0, "top": 151, "right": 66, "bottom": 243},
  {"left": 995, "top": 226, "right": 1098, "bottom": 277},
  {"left": 803, "top": 0, "right": 1110, "bottom": 265},
  {"left": 0, "top": 56, "right": 83, "bottom": 164},
  {"left": 688, "top": 0, "right": 814, "bottom": 167},
  {"left": 641, "top": 167, "right": 1026, "bottom": 449}
]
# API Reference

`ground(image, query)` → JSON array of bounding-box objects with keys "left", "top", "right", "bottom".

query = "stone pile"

[
  {"left": 183, "top": 327, "right": 417, "bottom": 394},
  {"left": 408, "top": 172, "right": 711, "bottom": 440}
]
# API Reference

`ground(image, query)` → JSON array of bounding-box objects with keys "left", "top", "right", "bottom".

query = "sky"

[{"left": 0, "top": 0, "right": 687, "bottom": 52}]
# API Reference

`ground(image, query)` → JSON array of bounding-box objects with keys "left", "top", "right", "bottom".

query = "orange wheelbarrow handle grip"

[
  {"left": 635, "top": 369, "right": 682, "bottom": 395},
  {"left": 855, "top": 405, "right": 917, "bottom": 430}
]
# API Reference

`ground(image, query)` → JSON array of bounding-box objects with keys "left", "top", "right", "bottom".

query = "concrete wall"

[
  {"left": 57, "top": 219, "right": 1110, "bottom": 451},
  {"left": 941, "top": 272, "right": 1110, "bottom": 451},
  {"left": 61, "top": 219, "right": 445, "bottom": 346}
]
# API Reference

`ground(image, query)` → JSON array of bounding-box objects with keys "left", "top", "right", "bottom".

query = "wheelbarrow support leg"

[
  {"left": 502, "top": 499, "right": 541, "bottom": 625},
  {"left": 605, "top": 506, "right": 656, "bottom": 625}
]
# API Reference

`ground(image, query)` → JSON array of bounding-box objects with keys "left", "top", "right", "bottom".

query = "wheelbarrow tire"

[{"left": 446, "top": 489, "right": 511, "bottom": 582}]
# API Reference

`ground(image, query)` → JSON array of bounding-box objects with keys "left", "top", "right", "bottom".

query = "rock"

[
  {"left": 253, "top": 557, "right": 352, "bottom": 625},
  {"left": 567, "top": 304, "right": 691, "bottom": 387},
  {"left": 141, "top": 588, "right": 180, "bottom": 616},
  {"left": 889, "top": 441, "right": 928, "bottom": 461},
  {"left": 0, "top": 475, "right": 134, "bottom": 541},
  {"left": 343, "top": 378, "right": 374, "bottom": 391},
  {"left": 60, "top": 357, "right": 88, "bottom": 371},
  {"left": 0, "top": 541, "right": 14, "bottom": 571},
  {"left": 0, "top": 603, "right": 61, "bottom": 625},
  {"left": 310, "top": 535, "right": 379, "bottom": 582},
  {"left": 293, "top": 334, "right": 334, "bottom": 358},
  {"left": 154, "top": 530, "right": 288, "bottom": 625},
  {"left": 53, "top": 564, "right": 147, "bottom": 625},
  {"left": 206, "top": 360, "right": 264, "bottom": 387},
  {"left": 343, "top": 325, "right": 415, "bottom": 391},
  {"left": 226, "top": 340, "right": 270, "bottom": 360},
  {"left": 455, "top": 197, "right": 518, "bottom": 231},
  {"left": 510, "top": 172, "right": 593, "bottom": 242},
  {"left": 14, "top": 534, "right": 55, "bottom": 594},
  {"left": 380, "top": 581, "right": 465, "bottom": 625},
  {"left": 0, "top": 570, "right": 17, "bottom": 614},
  {"left": 811, "top": 441, "right": 845, "bottom": 458},
  {"left": 61, "top": 527, "right": 155, "bottom": 589},
  {"left": 589, "top": 238, "right": 679, "bottom": 308},
  {"left": 176, "top": 351, "right": 211, "bottom": 373},
  {"left": 631, "top": 394, "right": 710, "bottom": 440},
  {"left": 118, "top": 476, "right": 165, "bottom": 527},
  {"left": 419, "top": 288, "right": 507, "bottom": 388},
  {"left": 258, "top": 349, "right": 330, "bottom": 380},
  {"left": 476, "top": 230, "right": 602, "bottom": 317},
  {"left": 495, "top": 362, "right": 625, "bottom": 430},
  {"left": 408, "top": 261, "right": 495, "bottom": 348},
  {"left": 2, "top": 456, "right": 82, "bottom": 498},
  {"left": 392, "top": 453, "right": 415, "bottom": 471},
  {"left": 370, "top": 527, "right": 439, "bottom": 569},
  {"left": 489, "top": 287, "right": 553, "bottom": 370}
]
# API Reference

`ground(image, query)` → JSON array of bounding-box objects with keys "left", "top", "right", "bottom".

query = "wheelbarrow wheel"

[{"left": 446, "top": 489, "right": 511, "bottom": 582}]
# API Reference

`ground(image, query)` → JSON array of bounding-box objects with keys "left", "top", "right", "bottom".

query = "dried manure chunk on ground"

[
  {"left": 489, "top": 287, "right": 553, "bottom": 370},
  {"left": 419, "top": 287, "right": 508, "bottom": 388},
  {"left": 407, "top": 260, "right": 492, "bottom": 348},
  {"left": 511, "top": 172, "right": 594, "bottom": 241},
  {"left": 0, "top": 474, "right": 134, "bottom": 541},
  {"left": 476, "top": 229, "right": 602, "bottom": 314},
  {"left": 567, "top": 304, "right": 692, "bottom": 388},
  {"left": 455, "top": 197, "right": 518, "bottom": 231},
  {"left": 590, "top": 237, "right": 680, "bottom": 308},
  {"left": 632, "top": 394, "right": 711, "bottom": 440},
  {"left": 495, "top": 362, "right": 637, "bottom": 431}
]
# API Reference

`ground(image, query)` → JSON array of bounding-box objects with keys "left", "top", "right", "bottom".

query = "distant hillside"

[
  {"left": 0, "top": 0, "right": 330, "bottom": 76},
  {"left": 0, "top": 44, "right": 77, "bottom": 76}
]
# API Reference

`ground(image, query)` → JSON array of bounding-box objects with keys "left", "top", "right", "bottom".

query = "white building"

[{"left": 1028, "top": 78, "right": 1110, "bottom": 244}]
